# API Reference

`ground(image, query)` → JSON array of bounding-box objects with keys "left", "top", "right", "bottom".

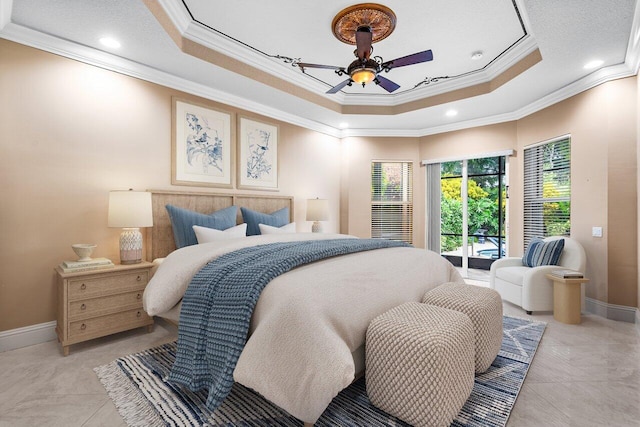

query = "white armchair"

[{"left": 489, "top": 236, "right": 586, "bottom": 314}]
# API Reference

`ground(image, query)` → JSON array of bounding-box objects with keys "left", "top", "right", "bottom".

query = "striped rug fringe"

[{"left": 95, "top": 360, "right": 165, "bottom": 426}]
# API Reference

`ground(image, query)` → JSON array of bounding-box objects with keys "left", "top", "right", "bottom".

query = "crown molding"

[
  {"left": 159, "top": 0, "right": 540, "bottom": 108},
  {"left": 415, "top": 111, "right": 520, "bottom": 138},
  {"left": 513, "top": 62, "right": 634, "bottom": 120},
  {"left": 484, "top": 35, "right": 539, "bottom": 80},
  {"left": 0, "top": 22, "right": 341, "bottom": 138},
  {"left": 625, "top": 0, "right": 640, "bottom": 74},
  {"left": 182, "top": 20, "right": 321, "bottom": 93},
  {"left": 329, "top": 35, "right": 541, "bottom": 107},
  {"left": 159, "top": 5, "right": 347, "bottom": 105},
  {"left": 157, "top": 0, "right": 191, "bottom": 33},
  {"left": 0, "top": 4, "right": 637, "bottom": 140},
  {"left": 346, "top": 61, "right": 634, "bottom": 138},
  {"left": 366, "top": 62, "right": 635, "bottom": 138},
  {"left": 342, "top": 69, "right": 491, "bottom": 106},
  {"left": 340, "top": 128, "right": 424, "bottom": 138}
]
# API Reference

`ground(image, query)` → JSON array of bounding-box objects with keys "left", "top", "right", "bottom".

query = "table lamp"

[
  {"left": 108, "top": 189, "right": 153, "bottom": 264},
  {"left": 306, "top": 198, "right": 329, "bottom": 233}
]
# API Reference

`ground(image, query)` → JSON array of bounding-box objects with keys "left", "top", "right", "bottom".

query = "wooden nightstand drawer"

[
  {"left": 56, "top": 262, "right": 154, "bottom": 355},
  {"left": 68, "top": 308, "right": 151, "bottom": 340},
  {"left": 69, "top": 290, "right": 144, "bottom": 319},
  {"left": 68, "top": 270, "right": 148, "bottom": 300}
]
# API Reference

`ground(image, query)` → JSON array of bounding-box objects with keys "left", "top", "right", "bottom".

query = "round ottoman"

[
  {"left": 422, "top": 282, "right": 503, "bottom": 373},
  {"left": 366, "top": 302, "right": 474, "bottom": 427}
]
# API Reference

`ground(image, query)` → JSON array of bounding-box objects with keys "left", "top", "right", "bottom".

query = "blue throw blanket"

[{"left": 169, "top": 238, "right": 408, "bottom": 410}]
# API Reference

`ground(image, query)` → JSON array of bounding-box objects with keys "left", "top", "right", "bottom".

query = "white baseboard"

[
  {"left": 0, "top": 321, "right": 57, "bottom": 353},
  {"left": 636, "top": 309, "right": 640, "bottom": 332},
  {"left": 585, "top": 297, "right": 637, "bottom": 323}
]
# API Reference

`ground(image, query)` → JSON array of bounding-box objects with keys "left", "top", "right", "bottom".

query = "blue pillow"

[
  {"left": 166, "top": 205, "right": 237, "bottom": 248},
  {"left": 241, "top": 207, "right": 289, "bottom": 236},
  {"left": 522, "top": 238, "right": 565, "bottom": 267}
]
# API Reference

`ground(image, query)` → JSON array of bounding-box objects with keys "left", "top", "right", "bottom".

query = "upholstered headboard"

[{"left": 147, "top": 190, "right": 294, "bottom": 260}]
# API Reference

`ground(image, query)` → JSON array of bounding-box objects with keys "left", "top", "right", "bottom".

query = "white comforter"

[{"left": 143, "top": 233, "right": 463, "bottom": 423}]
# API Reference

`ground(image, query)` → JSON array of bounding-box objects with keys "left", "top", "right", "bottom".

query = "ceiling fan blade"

[
  {"left": 297, "top": 62, "right": 345, "bottom": 71},
  {"left": 326, "top": 78, "right": 352, "bottom": 94},
  {"left": 355, "top": 27, "right": 373, "bottom": 60},
  {"left": 382, "top": 49, "right": 433, "bottom": 70},
  {"left": 375, "top": 75, "right": 401, "bottom": 93}
]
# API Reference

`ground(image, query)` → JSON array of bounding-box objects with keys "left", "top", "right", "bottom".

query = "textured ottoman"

[
  {"left": 366, "top": 302, "right": 475, "bottom": 427},
  {"left": 422, "top": 282, "right": 503, "bottom": 373}
]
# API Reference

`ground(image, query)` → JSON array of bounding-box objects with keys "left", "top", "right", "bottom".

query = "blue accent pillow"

[
  {"left": 166, "top": 205, "right": 237, "bottom": 249},
  {"left": 522, "top": 238, "right": 565, "bottom": 267},
  {"left": 241, "top": 207, "right": 290, "bottom": 236}
]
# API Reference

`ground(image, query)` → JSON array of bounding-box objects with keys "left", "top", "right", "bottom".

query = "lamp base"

[
  {"left": 120, "top": 228, "right": 143, "bottom": 264},
  {"left": 312, "top": 221, "right": 323, "bottom": 233}
]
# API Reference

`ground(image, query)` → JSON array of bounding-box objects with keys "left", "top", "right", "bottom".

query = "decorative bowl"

[{"left": 72, "top": 244, "right": 97, "bottom": 262}]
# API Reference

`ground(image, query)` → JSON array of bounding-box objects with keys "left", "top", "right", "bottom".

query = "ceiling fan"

[{"left": 297, "top": 24, "right": 433, "bottom": 94}]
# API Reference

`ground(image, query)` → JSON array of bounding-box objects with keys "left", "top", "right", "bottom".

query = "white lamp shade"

[
  {"left": 108, "top": 190, "right": 153, "bottom": 228},
  {"left": 306, "top": 198, "right": 329, "bottom": 222}
]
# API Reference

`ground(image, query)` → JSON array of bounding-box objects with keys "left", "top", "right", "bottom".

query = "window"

[
  {"left": 371, "top": 161, "right": 413, "bottom": 244},
  {"left": 523, "top": 137, "right": 571, "bottom": 247}
]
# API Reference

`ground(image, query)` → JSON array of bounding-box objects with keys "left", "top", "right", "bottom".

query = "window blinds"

[
  {"left": 371, "top": 161, "right": 414, "bottom": 244},
  {"left": 523, "top": 138, "right": 571, "bottom": 247}
]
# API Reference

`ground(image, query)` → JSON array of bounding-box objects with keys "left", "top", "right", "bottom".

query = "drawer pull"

[
  {"left": 136, "top": 275, "right": 141, "bottom": 282},
  {"left": 80, "top": 323, "right": 86, "bottom": 330},
  {"left": 80, "top": 283, "right": 86, "bottom": 290},
  {"left": 81, "top": 303, "right": 86, "bottom": 310},
  {"left": 137, "top": 293, "right": 142, "bottom": 300},
  {"left": 137, "top": 311, "right": 142, "bottom": 318}
]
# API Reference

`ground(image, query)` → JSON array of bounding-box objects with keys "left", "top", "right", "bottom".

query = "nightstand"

[{"left": 55, "top": 262, "right": 154, "bottom": 356}]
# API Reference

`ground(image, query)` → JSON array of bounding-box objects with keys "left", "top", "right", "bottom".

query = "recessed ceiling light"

[
  {"left": 471, "top": 51, "right": 483, "bottom": 60},
  {"left": 99, "top": 37, "right": 121, "bottom": 49},
  {"left": 446, "top": 109, "right": 458, "bottom": 117},
  {"left": 339, "top": 122, "right": 349, "bottom": 129},
  {"left": 584, "top": 59, "right": 603, "bottom": 70}
]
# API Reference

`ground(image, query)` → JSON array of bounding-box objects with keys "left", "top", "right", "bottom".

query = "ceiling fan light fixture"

[
  {"left": 305, "top": 3, "right": 432, "bottom": 94},
  {"left": 351, "top": 68, "right": 377, "bottom": 85}
]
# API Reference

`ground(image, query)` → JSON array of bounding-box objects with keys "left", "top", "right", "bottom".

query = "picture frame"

[
  {"left": 172, "top": 98, "right": 235, "bottom": 188},
  {"left": 237, "top": 116, "right": 279, "bottom": 191}
]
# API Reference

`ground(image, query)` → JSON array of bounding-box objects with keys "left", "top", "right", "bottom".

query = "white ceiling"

[{"left": 1, "top": 0, "right": 638, "bottom": 137}]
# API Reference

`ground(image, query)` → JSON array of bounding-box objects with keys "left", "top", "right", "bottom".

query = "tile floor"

[{"left": 1, "top": 304, "right": 639, "bottom": 426}]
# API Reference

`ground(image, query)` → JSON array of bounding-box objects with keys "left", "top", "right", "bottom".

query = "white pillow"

[
  {"left": 193, "top": 223, "right": 247, "bottom": 243},
  {"left": 259, "top": 222, "right": 296, "bottom": 234}
]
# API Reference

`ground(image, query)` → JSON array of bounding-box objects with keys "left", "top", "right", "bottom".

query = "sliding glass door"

[{"left": 439, "top": 156, "right": 506, "bottom": 278}]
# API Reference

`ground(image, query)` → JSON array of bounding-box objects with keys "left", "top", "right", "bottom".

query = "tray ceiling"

[{"left": 2, "top": 0, "right": 638, "bottom": 136}]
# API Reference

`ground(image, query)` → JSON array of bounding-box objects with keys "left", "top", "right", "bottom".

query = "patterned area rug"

[{"left": 95, "top": 315, "right": 545, "bottom": 427}]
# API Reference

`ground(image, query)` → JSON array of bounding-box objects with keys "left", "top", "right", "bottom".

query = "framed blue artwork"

[{"left": 172, "top": 98, "right": 234, "bottom": 188}]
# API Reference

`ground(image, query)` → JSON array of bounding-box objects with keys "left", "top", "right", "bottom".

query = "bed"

[{"left": 142, "top": 190, "right": 464, "bottom": 425}]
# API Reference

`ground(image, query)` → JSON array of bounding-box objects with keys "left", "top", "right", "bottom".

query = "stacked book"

[
  {"left": 550, "top": 269, "right": 584, "bottom": 279},
  {"left": 60, "top": 257, "right": 115, "bottom": 273}
]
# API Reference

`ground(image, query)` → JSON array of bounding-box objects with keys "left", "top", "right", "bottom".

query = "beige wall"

[
  {"left": 518, "top": 78, "right": 637, "bottom": 306},
  {"left": 341, "top": 137, "right": 424, "bottom": 248},
  {"left": 418, "top": 78, "right": 638, "bottom": 307},
  {"left": 0, "top": 39, "right": 341, "bottom": 332},
  {"left": 2, "top": 38, "right": 638, "bottom": 332}
]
